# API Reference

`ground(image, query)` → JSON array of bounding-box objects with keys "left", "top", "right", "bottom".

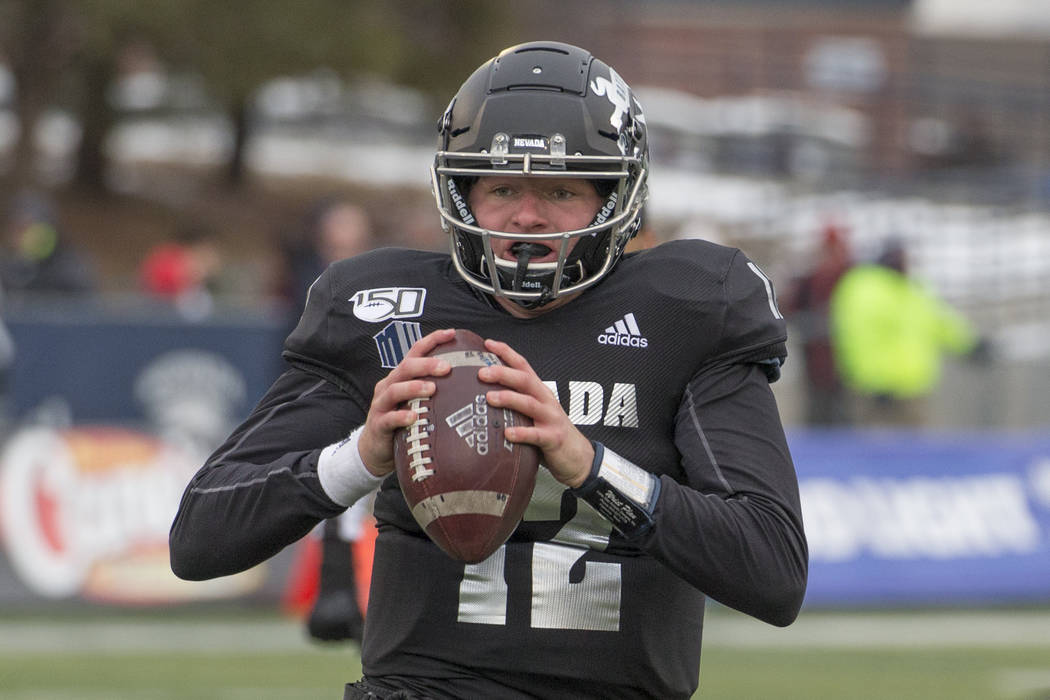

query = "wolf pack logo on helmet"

[{"left": 431, "top": 41, "right": 649, "bottom": 309}]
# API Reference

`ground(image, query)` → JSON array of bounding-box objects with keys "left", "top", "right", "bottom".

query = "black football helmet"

[{"left": 431, "top": 41, "right": 649, "bottom": 308}]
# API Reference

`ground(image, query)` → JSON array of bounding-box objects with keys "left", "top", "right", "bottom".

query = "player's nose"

[{"left": 508, "top": 191, "right": 549, "bottom": 232}]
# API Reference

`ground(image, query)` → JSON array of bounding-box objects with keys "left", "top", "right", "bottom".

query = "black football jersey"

[{"left": 170, "top": 239, "right": 807, "bottom": 700}]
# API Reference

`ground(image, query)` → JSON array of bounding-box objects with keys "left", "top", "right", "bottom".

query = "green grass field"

[{"left": 1, "top": 607, "right": 1048, "bottom": 699}]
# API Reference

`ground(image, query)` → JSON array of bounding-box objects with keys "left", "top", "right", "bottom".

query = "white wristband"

[
  {"left": 571, "top": 442, "right": 660, "bottom": 538},
  {"left": 317, "top": 426, "right": 386, "bottom": 507}
]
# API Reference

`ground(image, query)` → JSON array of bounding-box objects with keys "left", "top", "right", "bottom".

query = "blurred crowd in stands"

[
  {"left": 1, "top": 189, "right": 96, "bottom": 300},
  {"left": 0, "top": 181, "right": 1005, "bottom": 641},
  {"left": 785, "top": 221, "right": 988, "bottom": 428},
  {"left": 0, "top": 184, "right": 991, "bottom": 432}
]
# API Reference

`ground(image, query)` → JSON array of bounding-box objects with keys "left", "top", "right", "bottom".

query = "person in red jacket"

[
  {"left": 140, "top": 224, "right": 222, "bottom": 319},
  {"left": 784, "top": 222, "right": 854, "bottom": 425}
]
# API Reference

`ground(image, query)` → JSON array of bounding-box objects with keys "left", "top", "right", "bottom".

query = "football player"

[{"left": 170, "top": 41, "right": 808, "bottom": 699}]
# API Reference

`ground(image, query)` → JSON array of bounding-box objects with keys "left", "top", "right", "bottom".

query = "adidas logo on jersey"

[{"left": 597, "top": 312, "right": 649, "bottom": 348}]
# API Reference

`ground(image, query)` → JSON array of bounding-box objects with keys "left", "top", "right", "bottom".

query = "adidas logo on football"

[
  {"left": 598, "top": 312, "right": 649, "bottom": 348},
  {"left": 446, "top": 395, "right": 491, "bottom": 455}
]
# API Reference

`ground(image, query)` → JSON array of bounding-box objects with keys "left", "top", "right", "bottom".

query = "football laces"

[{"left": 404, "top": 398, "right": 433, "bottom": 482}]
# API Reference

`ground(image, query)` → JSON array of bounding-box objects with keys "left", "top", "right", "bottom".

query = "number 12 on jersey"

[{"left": 456, "top": 471, "right": 622, "bottom": 631}]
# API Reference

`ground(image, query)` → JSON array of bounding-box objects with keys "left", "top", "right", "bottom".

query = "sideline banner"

[
  {"left": 792, "top": 429, "right": 1050, "bottom": 606},
  {"left": 3, "top": 306, "right": 286, "bottom": 424},
  {"left": 1, "top": 306, "right": 1048, "bottom": 609},
  {"left": 0, "top": 425, "right": 269, "bottom": 604},
  {"left": 0, "top": 307, "right": 290, "bottom": 607}
]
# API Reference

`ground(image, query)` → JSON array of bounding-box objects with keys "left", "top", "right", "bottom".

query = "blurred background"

[{"left": 1, "top": 1, "right": 1049, "bottom": 698}]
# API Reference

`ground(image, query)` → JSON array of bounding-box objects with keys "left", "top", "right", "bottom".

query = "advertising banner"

[
  {"left": 792, "top": 430, "right": 1050, "bottom": 606},
  {"left": 1, "top": 308, "right": 1048, "bottom": 609},
  {"left": 0, "top": 308, "right": 290, "bottom": 607}
]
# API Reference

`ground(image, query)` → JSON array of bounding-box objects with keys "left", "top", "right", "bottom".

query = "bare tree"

[
  {"left": 0, "top": 0, "right": 76, "bottom": 189},
  {"left": 0, "top": 0, "right": 519, "bottom": 192}
]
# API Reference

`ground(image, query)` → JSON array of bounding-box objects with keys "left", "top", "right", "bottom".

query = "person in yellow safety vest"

[{"left": 829, "top": 239, "right": 979, "bottom": 425}]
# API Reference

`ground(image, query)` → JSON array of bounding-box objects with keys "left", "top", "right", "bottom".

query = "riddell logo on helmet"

[
  {"left": 597, "top": 312, "right": 648, "bottom": 348},
  {"left": 447, "top": 180, "right": 475, "bottom": 225},
  {"left": 593, "top": 192, "right": 618, "bottom": 226}
]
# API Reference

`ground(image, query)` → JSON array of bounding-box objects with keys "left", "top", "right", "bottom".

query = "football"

[{"left": 394, "top": 329, "right": 539, "bottom": 563}]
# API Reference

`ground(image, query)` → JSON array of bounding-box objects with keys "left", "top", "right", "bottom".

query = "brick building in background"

[{"left": 529, "top": 0, "right": 1050, "bottom": 205}]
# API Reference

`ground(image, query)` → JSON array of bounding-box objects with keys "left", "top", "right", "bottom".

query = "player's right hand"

[{"left": 356, "top": 328, "right": 455, "bottom": 477}]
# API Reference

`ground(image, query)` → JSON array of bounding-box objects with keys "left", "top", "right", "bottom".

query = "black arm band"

[{"left": 570, "top": 441, "right": 661, "bottom": 539}]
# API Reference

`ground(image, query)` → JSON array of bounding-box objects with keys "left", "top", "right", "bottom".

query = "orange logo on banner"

[{"left": 0, "top": 426, "right": 265, "bottom": 604}]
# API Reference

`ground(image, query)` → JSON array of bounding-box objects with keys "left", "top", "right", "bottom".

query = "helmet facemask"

[{"left": 431, "top": 42, "right": 649, "bottom": 309}]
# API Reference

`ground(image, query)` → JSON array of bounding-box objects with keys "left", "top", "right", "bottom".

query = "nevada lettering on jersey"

[{"left": 543, "top": 380, "right": 639, "bottom": 428}]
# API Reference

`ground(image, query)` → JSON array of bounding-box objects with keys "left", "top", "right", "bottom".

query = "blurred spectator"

[
  {"left": 281, "top": 197, "right": 376, "bottom": 645},
  {"left": 280, "top": 198, "right": 375, "bottom": 316},
  {"left": 306, "top": 497, "right": 372, "bottom": 644},
  {"left": 0, "top": 189, "right": 96, "bottom": 299},
  {"left": 393, "top": 203, "right": 444, "bottom": 252},
  {"left": 140, "top": 223, "right": 223, "bottom": 320},
  {"left": 784, "top": 222, "right": 854, "bottom": 426},
  {"left": 829, "top": 238, "right": 980, "bottom": 427}
]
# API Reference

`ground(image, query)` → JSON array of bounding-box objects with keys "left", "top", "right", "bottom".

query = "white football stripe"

[
  {"left": 435, "top": 350, "right": 501, "bottom": 368},
  {"left": 411, "top": 490, "right": 509, "bottom": 528}
]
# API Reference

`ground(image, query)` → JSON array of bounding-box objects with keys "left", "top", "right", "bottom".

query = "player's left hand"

[{"left": 479, "top": 338, "right": 593, "bottom": 489}]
